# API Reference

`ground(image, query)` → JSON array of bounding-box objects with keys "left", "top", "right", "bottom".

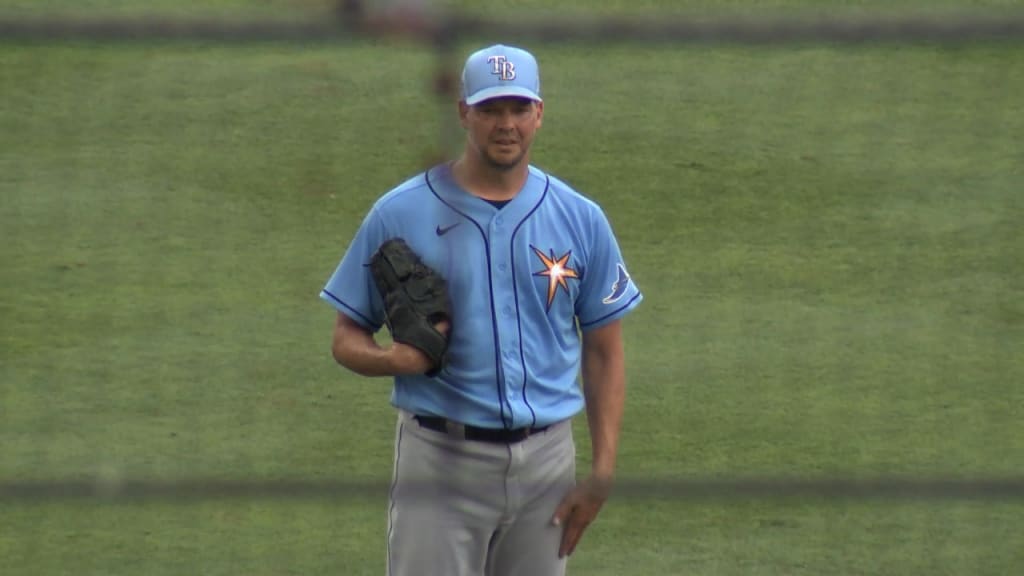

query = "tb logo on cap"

[{"left": 487, "top": 55, "right": 516, "bottom": 81}]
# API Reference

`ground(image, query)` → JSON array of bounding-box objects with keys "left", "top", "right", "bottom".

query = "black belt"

[{"left": 413, "top": 415, "right": 551, "bottom": 444}]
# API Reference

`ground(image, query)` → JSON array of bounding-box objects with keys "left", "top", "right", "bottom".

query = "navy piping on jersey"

[
  {"left": 579, "top": 292, "right": 642, "bottom": 328},
  {"left": 508, "top": 174, "right": 550, "bottom": 428},
  {"left": 322, "top": 289, "right": 376, "bottom": 327},
  {"left": 424, "top": 170, "right": 513, "bottom": 429}
]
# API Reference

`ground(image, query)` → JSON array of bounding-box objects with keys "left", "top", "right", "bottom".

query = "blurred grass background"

[{"left": 1, "top": 1, "right": 1022, "bottom": 574}]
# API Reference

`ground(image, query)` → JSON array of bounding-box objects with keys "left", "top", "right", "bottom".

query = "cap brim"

[{"left": 464, "top": 86, "right": 542, "bottom": 106}]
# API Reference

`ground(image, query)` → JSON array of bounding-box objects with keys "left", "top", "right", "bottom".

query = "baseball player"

[{"left": 320, "top": 44, "right": 642, "bottom": 576}]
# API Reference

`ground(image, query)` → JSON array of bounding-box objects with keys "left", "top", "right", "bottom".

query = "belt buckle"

[{"left": 444, "top": 420, "right": 467, "bottom": 440}]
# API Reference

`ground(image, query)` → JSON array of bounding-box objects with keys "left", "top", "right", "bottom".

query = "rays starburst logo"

[{"left": 531, "top": 246, "right": 579, "bottom": 309}]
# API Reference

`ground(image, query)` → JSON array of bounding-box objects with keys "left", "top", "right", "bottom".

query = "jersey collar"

[{"left": 426, "top": 163, "right": 549, "bottom": 225}]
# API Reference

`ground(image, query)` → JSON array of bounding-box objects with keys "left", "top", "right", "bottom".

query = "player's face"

[{"left": 460, "top": 97, "right": 543, "bottom": 171}]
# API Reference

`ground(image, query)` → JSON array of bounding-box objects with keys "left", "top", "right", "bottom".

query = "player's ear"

[
  {"left": 535, "top": 101, "right": 544, "bottom": 128},
  {"left": 458, "top": 100, "right": 470, "bottom": 128}
]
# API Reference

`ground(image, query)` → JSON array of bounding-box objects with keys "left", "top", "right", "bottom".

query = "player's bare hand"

[
  {"left": 388, "top": 320, "right": 450, "bottom": 375},
  {"left": 551, "top": 473, "right": 613, "bottom": 558}
]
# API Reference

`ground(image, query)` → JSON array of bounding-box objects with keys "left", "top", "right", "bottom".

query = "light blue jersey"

[{"left": 321, "top": 163, "right": 642, "bottom": 429}]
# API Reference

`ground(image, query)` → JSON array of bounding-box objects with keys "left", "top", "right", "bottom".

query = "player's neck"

[{"left": 451, "top": 154, "right": 529, "bottom": 202}]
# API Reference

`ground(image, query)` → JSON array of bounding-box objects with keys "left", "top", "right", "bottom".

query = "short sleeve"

[
  {"left": 575, "top": 207, "right": 643, "bottom": 330},
  {"left": 319, "top": 207, "right": 388, "bottom": 330}
]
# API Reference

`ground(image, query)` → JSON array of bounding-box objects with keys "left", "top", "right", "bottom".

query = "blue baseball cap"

[{"left": 461, "top": 44, "right": 542, "bottom": 106}]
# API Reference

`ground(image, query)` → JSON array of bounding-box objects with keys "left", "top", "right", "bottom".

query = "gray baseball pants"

[{"left": 386, "top": 409, "right": 576, "bottom": 576}]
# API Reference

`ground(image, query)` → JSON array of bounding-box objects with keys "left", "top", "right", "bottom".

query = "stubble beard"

[{"left": 481, "top": 144, "right": 528, "bottom": 172}]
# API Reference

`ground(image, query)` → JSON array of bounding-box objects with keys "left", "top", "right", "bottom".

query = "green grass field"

[{"left": 2, "top": 1, "right": 1023, "bottom": 574}]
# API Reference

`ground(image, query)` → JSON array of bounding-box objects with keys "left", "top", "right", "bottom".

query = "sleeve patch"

[{"left": 601, "top": 263, "right": 631, "bottom": 305}]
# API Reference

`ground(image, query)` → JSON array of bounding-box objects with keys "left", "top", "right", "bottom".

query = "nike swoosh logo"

[{"left": 435, "top": 223, "right": 460, "bottom": 236}]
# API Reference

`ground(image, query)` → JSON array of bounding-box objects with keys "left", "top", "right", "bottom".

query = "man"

[{"left": 320, "top": 44, "right": 642, "bottom": 576}]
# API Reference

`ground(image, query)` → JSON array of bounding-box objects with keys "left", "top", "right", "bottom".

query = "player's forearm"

[
  {"left": 581, "top": 330, "right": 626, "bottom": 480},
  {"left": 332, "top": 328, "right": 397, "bottom": 377},
  {"left": 332, "top": 314, "right": 411, "bottom": 377},
  {"left": 582, "top": 365, "right": 625, "bottom": 479}
]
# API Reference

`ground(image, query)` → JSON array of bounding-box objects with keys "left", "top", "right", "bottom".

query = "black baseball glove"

[{"left": 368, "top": 238, "right": 452, "bottom": 377}]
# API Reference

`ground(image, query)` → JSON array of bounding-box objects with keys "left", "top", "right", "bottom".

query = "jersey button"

[{"left": 499, "top": 263, "right": 507, "bottom": 271}]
